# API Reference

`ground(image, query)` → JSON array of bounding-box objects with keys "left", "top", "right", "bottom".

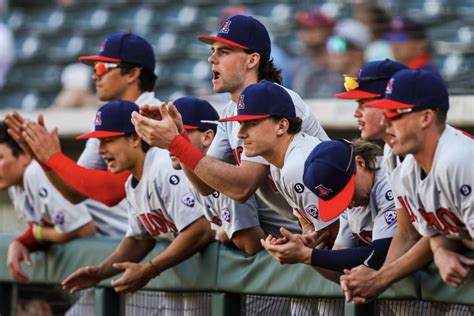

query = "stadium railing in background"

[{"left": 1, "top": 235, "right": 473, "bottom": 316}]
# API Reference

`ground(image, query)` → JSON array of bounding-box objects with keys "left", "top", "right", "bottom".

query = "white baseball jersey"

[
  {"left": 8, "top": 161, "right": 93, "bottom": 233},
  {"left": 194, "top": 189, "right": 301, "bottom": 239},
  {"left": 270, "top": 133, "right": 338, "bottom": 231},
  {"left": 335, "top": 158, "right": 398, "bottom": 247},
  {"left": 208, "top": 84, "right": 329, "bottom": 219},
  {"left": 125, "top": 147, "right": 205, "bottom": 240},
  {"left": 391, "top": 125, "right": 474, "bottom": 239},
  {"left": 78, "top": 91, "right": 161, "bottom": 169}
]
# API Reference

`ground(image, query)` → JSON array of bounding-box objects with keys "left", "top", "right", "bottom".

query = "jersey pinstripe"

[{"left": 390, "top": 125, "right": 474, "bottom": 239}]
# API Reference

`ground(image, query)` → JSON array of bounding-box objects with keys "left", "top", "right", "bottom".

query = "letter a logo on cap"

[
  {"left": 99, "top": 39, "right": 106, "bottom": 53},
  {"left": 385, "top": 78, "right": 394, "bottom": 95},
  {"left": 220, "top": 20, "right": 232, "bottom": 34},
  {"left": 237, "top": 94, "right": 245, "bottom": 109},
  {"left": 95, "top": 111, "right": 102, "bottom": 126}
]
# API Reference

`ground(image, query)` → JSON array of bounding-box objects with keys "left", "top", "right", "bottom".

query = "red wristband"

[
  {"left": 38, "top": 160, "right": 52, "bottom": 172},
  {"left": 169, "top": 135, "right": 204, "bottom": 171},
  {"left": 15, "top": 224, "right": 41, "bottom": 251}
]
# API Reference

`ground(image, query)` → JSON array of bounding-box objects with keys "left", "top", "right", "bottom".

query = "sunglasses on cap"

[
  {"left": 383, "top": 107, "right": 429, "bottom": 120},
  {"left": 94, "top": 62, "right": 120, "bottom": 76},
  {"left": 343, "top": 75, "right": 391, "bottom": 92}
]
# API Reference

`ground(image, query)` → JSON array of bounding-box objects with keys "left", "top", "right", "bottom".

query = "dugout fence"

[{"left": 0, "top": 235, "right": 472, "bottom": 316}]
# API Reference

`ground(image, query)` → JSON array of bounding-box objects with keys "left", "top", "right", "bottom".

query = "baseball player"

[
  {"left": 172, "top": 97, "right": 301, "bottom": 255},
  {"left": 61, "top": 100, "right": 214, "bottom": 315},
  {"left": 261, "top": 139, "right": 396, "bottom": 281},
  {"left": 0, "top": 121, "right": 129, "bottom": 314},
  {"left": 131, "top": 15, "right": 329, "bottom": 223},
  {"left": 6, "top": 32, "right": 161, "bottom": 207},
  {"left": 341, "top": 69, "right": 474, "bottom": 303},
  {"left": 335, "top": 59, "right": 408, "bottom": 174}
]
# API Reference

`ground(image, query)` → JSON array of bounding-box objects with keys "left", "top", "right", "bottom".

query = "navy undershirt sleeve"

[{"left": 310, "top": 237, "right": 392, "bottom": 272}]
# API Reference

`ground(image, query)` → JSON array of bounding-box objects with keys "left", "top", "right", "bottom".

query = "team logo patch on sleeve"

[
  {"left": 460, "top": 184, "right": 471, "bottom": 196},
  {"left": 384, "top": 210, "right": 397, "bottom": 225},
  {"left": 169, "top": 175, "right": 180, "bottom": 185},
  {"left": 385, "top": 190, "right": 394, "bottom": 201},
  {"left": 294, "top": 183, "right": 305, "bottom": 193},
  {"left": 53, "top": 211, "right": 65, "bottom": 225},
  {"left": 212, "top": 191, "right": 220, "bottom": 198},
  {"left": 181, "top": 193, "right": 195, "bottom": 207},
  {"left": 39, "top": 188, "right": 48, "bottom": 198},
  {"left": 221, "top": 208, "right": 231, "bottom": 223},
  {"left": 468, "top": 216, "right": 474, "bottom": 231},
  {"left": 305, "top": 205, "right": 319, "bottom": 220}
]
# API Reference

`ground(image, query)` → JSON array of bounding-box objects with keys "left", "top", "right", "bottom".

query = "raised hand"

[{"left": 22, "top": 115, "right": 61, "bottom": 164}]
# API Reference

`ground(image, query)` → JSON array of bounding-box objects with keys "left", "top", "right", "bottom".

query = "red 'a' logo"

[
  {"left": 219, "top": 20, "right": 232, "bottom": 34},
  {"left": 94, "top": 111, "right": 102, "bottom": 126},
  {"left": 315, "top": 184, "right": 332, "bottom": 198},
  {"left": 237, "top": 95, "right": 245, "bottom": 110}
]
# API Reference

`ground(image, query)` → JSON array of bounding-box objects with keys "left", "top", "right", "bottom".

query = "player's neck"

[
  {"left": 118, "top": 86, "right": 142, "bottom": 103},
  {"left": 266, "top": 134, "right": 295, "bottom": 169},
  {"left": 129, "top": 151, "right": 147, "bottom": 182},
  {"left": 230, "top": 73, "right": 259, "bottom": 103},
  {"left": 414, "top": 125, "right": 444, "bottom": 175}
]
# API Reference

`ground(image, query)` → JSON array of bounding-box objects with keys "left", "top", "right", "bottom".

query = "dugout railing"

[{"left": 0, "top": 235, "right": 473, "bottom": 316}]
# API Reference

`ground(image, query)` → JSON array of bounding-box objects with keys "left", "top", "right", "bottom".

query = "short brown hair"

[{"left": 352, "top": 138, "right": 383, "bottom": 171}]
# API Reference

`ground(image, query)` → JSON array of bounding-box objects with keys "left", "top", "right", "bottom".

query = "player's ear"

[
  {"left": 201, "top": 130, "right": 214, "bottom": 148},
  {"left": 131, "top": 133, "right": 142, "bottom": 148},
  {"left": 354, "top": 155, "right": 365, "bottom": 170},
  {"left": 246, "top": 52, "right": 260, "bottom": 71},
  {"left": 126, "top": 67, "right": 141, "bottom": 85},
  {"left": 276, "top": 118, "right": 289, "bottom": 136},
  {"left": 419, "top": 109, "right": 434, "bottom": 129}
]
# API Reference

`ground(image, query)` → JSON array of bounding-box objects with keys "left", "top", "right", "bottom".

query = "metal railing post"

[
  {"left": 212, "top": 292, "right": 241, "bottom": 316},
  {"left": 95, "top": 287, "right": 123, "bottom": 316}
]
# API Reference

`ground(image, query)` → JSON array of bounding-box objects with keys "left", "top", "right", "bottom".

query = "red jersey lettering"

[
  {"left": 397, "top": 196, "right": 417, "bottom": 222},
  {"left": 232, "top": 146, "right": 244, "bottom": 166},
  {"left": 138, "top": 209, "right": 177, "bottom": 237}
]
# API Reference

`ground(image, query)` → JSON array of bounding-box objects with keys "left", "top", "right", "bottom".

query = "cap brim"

[
  {"left": 318, "top": 175, "right": 355, "bottom": 221},
  {"left": 183, "top": 125, "right": 199, "bottom": 130},
  {"left": 336, "top": 90, "right": 381, "bottom": 99},
  {"left": 76, "top": 131, "right": 125, "bottom": 140},
  {"left": 197, "top": 34, "right": 249, "bottom": 51},
  {"left": 79, "top": 56, "right": 121, "bottom": 66},
  {"left": 219, "top": 114, "right": 271, "bottom": 122},
  {"left": 364, "top": 99, "right": 414, "bottom": 110}
]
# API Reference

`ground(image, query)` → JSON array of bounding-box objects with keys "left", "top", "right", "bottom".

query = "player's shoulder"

[
  {"left": 24, "top": 160, "right": 48, "bottom": 185},
  {"left": 437, "top": 126, "right": 473, "bottom": 163}
]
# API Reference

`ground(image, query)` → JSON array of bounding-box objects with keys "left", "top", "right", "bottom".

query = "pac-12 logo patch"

[
  {"left": 460, "top": 184, "right": 471, "bottom": 196},
  {"left": 53, "top": 211, "right": 65, "bottom": 225},
  {"left": 219, "top": 20, "right": 232, "bottom": 34},
  {"left": 39, "top": 187, "right": 48, "bottom": 198},
  {"left": 385, "top": 210, "right": 397, "bottom": 225},
  {"left": 94, "top": 111, "right": 102, "bottom": 126},
  {"left": 169, "top": 175, "right": 180, "bottom": 185},
  {"left": 222, "top": 208, "right": 231, "bottom": 222},
  {"left": 314, "top": 184, "right": 332, "bottom": 198},
  {"left": 305, "top": 205, "right": 319, "bottom": 219},
  {"left": 294, "top": 183, "right": 305, "bottom": 193},
  {"left": 237, "top": 94, "right": 245, "bottom": 110},
  {"left": 181, "top": 193, "right": 195, "bottom": 207},
  {"left": 468, "top": 216, "right": 474, "bottom": 231},
  {"left": 385, "top": 190, "right": 394, "bottom": 201}
]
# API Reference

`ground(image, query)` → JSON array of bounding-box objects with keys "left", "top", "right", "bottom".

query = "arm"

[
  {"left": 110, "top": 217, "right": 214, "bottom": 293},
  {"left": 340, "top": 208, "right": 431, "bottom": 303},
  {"left": 37, "top": 221, "right": 96, "bottom": 243},
  {"left": 231, "top": 226, "right": 266, "bottom": 256},
  {"left": 62, "top": 236, "right": 156, "bottom": 293},
  {"left": 430, "top": 235, "right": 474, "bottom": 288},
  {"left": 131, "top": 104, "right": 268, "bottom": 202}
]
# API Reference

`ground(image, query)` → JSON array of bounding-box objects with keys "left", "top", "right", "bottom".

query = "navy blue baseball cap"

[
  {"left": 303, "top": 140, "right": 356, "bottom": 222},
  {"left": 174, "top": 97, "right": 219, "bottom": 133},
  {"left": 365, "top": 69, "right": 449, "bottom": 117},
  {"left": 76, "top": 100, "right": 138, "bottom": 139},
  {"left": 79, "top": 32, "right": 155, "bottom": 73},
  {"left": 336, "top": 59, "right": 408, "bottom": 99},
  {"left": 219, "top": 81, "right": 296, "bottom": 122},
  {"left": 197, "top": 15, "right": 271, "bottom": 60}
]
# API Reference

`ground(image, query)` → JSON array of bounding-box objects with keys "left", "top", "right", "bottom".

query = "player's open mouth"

[{"left": 213, "top": 71, "right": 220, "bottom": 80}]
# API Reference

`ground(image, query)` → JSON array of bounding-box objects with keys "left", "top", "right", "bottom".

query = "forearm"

[
  {"left": 377, "top": 236, "right": 432, "bottom": 287},
  {"left": 150, "top": 218, "right": 213, "bottom": 274},
  {"left": 193, "top": 158, "right": 265, "bottom": 202},
  {"left": 430, "top": 235, "right": 462, "bottom": 253},
  {"left": 40, "top": 222, "right": 96, "bottom": 243},
  {"left": 98, "top": 237, "right": 156, "bottom": 280},
  {"left": 315, "top": 267, "right": 342, "bottom": 284},
  {"left": 46, "top": 152, "right": 128, "bottom": 206},
  {"left": 182, "top": 164, "right": 215, "bottom": 196}
]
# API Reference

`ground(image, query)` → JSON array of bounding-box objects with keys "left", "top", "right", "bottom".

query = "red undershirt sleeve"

[{"left": 46, "top": 152, "right": 129, "bottom": 206}]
